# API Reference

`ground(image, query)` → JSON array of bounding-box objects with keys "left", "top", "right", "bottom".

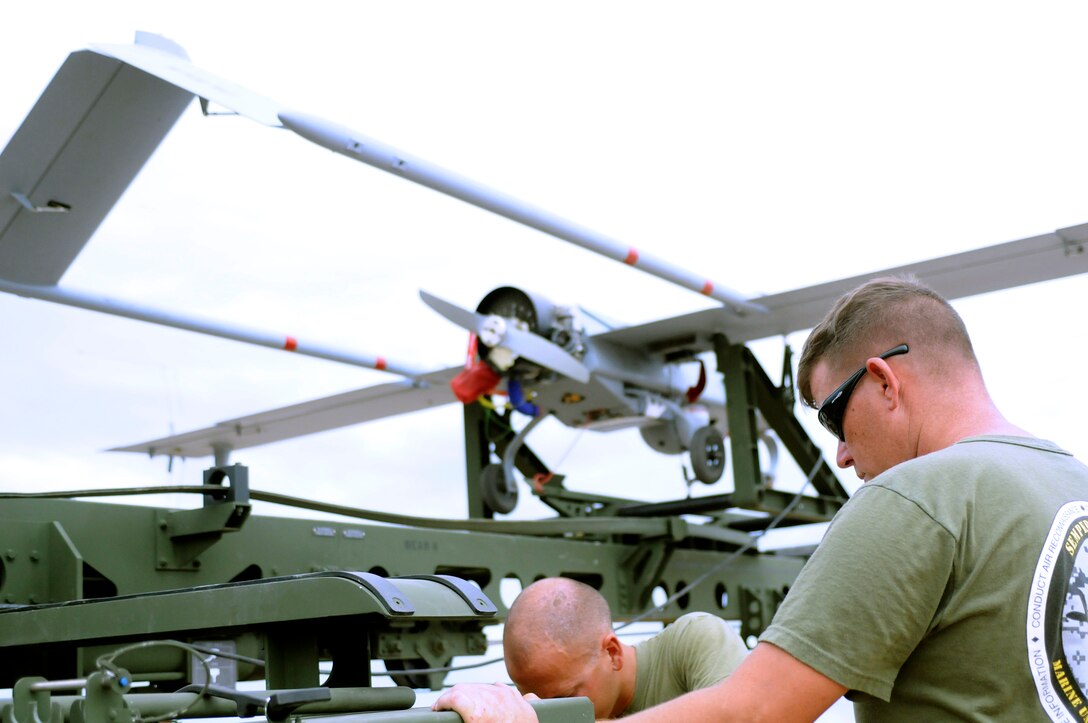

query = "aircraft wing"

[
  {"left": 113, "top": 366, "right": 461, "bottom": 460},
  {"left": 86, "top": 35, "right": 287, "bottom": 127},
  {"left": 0, "top": 35, "right": 194, "bottom": 284},
  {"left": 596, "top": 222, "right": 1088, "bottom": 352},
  {"left": 115, "top": 222, "right": 1088, "bottom": 460}
]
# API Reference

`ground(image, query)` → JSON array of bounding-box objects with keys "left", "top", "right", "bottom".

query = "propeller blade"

[
  {"left": 419, "top": 289, "right": 485, "bottom": 334},
  {"left": 420, "top": 290, "right": 591, "bottom": 383}
]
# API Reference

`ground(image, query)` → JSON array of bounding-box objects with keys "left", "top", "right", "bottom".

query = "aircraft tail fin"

[{"left": 0, "top": 44, "right": 193, "bottom": 284}]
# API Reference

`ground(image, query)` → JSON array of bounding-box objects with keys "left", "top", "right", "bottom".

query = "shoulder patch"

[{"left": 1028, "top": 500, "right": 1088, "bottom": 721}]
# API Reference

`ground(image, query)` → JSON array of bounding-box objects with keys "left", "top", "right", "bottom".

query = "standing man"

[
  {"left": 500, "top": 577, "right": 747, "bottom": 719},
  {"left": 436, "top": 276, "right": 1088, "bottom": 721}
]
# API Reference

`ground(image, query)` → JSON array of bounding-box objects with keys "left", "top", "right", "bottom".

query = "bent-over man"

[{"left": 501, "top": 577, "right": 747, "bottom": 719}]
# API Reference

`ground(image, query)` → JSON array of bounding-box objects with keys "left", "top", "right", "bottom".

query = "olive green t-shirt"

[
  {"left": 626, "top": 612, "right": 748, "bottom": 714},
  {"left": 761, "top": 436, "right": 1088, "bottom": 721}
]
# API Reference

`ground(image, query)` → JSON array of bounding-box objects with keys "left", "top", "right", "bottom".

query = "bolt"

[
  {"left": 158, "top": 520, "right": 168, "bottom": 530},
  {"left": 29, "top": 551, "right": 40, "bottom": 562},
  {"left": 158, "top": 559, "right": 168, "bottom": 568},
  {"left": 4, "top": 550, "right": 15, "bottom": 562}
]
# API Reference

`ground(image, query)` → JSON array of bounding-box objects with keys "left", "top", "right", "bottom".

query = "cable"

[
  {"left": 483, "top": 403, "right": 514, "bottom": 435},
  {"left": 0, "top": 485, "right": 228, "bottom": 499},
  {"left": 183, "top": 642, "right": 265, "bottom": 668},
  {"left": 95, "top": 640, "right": 211, "bottom": 723},
  {"left": 375, "top": 655, "right": 507, "bottom": 677},
  {"left": 551, "top": 427, "right": 586, "bottom": 474},
  {"left": 615, "top": 456, "right": 825, "bottom": 631}
]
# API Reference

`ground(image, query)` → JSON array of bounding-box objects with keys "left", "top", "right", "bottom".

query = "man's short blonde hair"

[{"left": 797, "top": 275, "right": 977, "bottom": 407}]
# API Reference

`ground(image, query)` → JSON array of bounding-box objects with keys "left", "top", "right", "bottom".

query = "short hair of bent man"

[{"left": 503, "top": 578, "right": 630, "bottom": 720}]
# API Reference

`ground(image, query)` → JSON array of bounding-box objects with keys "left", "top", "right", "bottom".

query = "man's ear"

[
  {"left": 603, "top": 632, "right": 624, "bottom": 670},
  {"left": 866, "top": 357, "right": 902, "bottom": 410}
]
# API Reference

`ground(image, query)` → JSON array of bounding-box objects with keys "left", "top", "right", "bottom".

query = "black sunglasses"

[{"left": 817, "top": 344, "right": 909, "bottom": 442}]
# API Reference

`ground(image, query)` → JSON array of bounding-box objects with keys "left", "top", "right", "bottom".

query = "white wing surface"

[
  {"left": 597, "top": 223, "right": 1088, "bottom": 352},
  {"left": 113, "top": 366, "right": 461, "bottom": 460},
  {"left": 112, "top": 222, "right": 1088, "bottom": 460},
  {"left": 0, "top": 39, "right": 193, "bottom": 284}
]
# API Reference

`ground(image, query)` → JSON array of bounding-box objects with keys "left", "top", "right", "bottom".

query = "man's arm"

[
  {"left": 433, "top": 644, "right": 845, "bottom": 723},
  {"left": 621, "top": 642, "right": 846, "bottom": 722}
]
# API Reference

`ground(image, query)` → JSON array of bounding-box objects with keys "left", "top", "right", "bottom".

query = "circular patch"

[{"left": 1027, "top": 501, "right": 1088, "bottom": 720}]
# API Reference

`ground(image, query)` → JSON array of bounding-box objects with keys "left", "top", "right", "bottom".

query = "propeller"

[{"left": 420, "top": 290, "right": 591, "bottom": 383}]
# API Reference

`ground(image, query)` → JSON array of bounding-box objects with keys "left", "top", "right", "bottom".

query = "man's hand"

[{"left": 432, "top": 682, "right": 540, "bottom": 722}]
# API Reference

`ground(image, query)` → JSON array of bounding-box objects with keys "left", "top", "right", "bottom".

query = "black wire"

[
  {"left": 184, "top": 642, "right": 266, "bottom": 668},
  {"left": 96, "top": 640, "right": 211, "bottom": 723},
  {"left": 0, "top": 485, "right": 226, "bottom": 499},
  {"left": 374, "top": 655, "right": 507, "bottom": 676},
  {"left": 615, "top": 457, "right": 825, "bottom": 631}
]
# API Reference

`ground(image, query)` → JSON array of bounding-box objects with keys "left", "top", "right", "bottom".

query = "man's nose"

[{"left": 836, "top": 439, "right": 854, "bottom": 470}]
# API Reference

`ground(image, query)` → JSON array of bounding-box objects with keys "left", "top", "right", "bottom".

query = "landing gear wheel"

[
  {"left": 690, "top": 426, "right": 726, "bottom": 484},
  {"left": 480, "top": 463, "right": 518, "bottom": 514},
  {"left": 385, "top": 658, "right": 450, "bottom": 690}
]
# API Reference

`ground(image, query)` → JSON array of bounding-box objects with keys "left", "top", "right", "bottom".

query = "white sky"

[{"left": 3, "top": 2, "right": 1088, "bottom": 520}]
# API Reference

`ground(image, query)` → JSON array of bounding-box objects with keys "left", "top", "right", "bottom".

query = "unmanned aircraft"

[{"left": 2, "top": 33, "right": 1081, "bottom": 517}]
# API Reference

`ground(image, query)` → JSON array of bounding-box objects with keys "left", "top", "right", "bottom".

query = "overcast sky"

[{"left": 3, "top": 2, "right": 1088, "bottom": 527}]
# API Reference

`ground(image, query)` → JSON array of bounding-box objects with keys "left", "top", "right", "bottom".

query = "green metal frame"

[
  {"left": 716, "top": 335, "right": 848, "bottom": 516},
  {"left": 0, "top": 572, "right": 493, "bottom": 690},
  {"left": 0, "top": 331, "right": 854, "bottom": 700},
  {"left": 0, "top": 678, "right": 592, "bottom": 723},
  {"left": 460, "top": 334, "right": 849, "bottom": 527}
]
